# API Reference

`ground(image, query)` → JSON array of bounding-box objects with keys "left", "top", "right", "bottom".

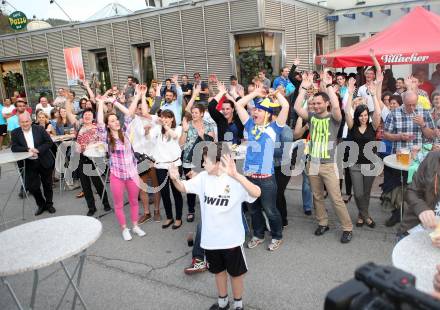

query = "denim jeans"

[
  {"left": 302, "top": 170, "right": 312, "bottom": 212},
  {"left": 192, "top": 222, "right": 204, "bottom": 260},
  {"left": 247, "top": 176, "right": 283, "bottom": 240}
]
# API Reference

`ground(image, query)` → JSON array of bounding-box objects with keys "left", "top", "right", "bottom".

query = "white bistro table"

[
  {"left": 0, "top": 150, "right": 32, "bottom": 227},
  {"left": 392, "top": 231, "right": 440, "bottom": 293},
  {"left": 383, "top": 154, "right": 409, "bottom": 220},
  {"left": 0, "top": 215, "right": 102, "bottom": 310}
]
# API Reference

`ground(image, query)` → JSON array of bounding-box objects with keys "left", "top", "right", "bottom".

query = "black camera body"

[{"left": 325, "top": 262, "right": 440, "bottom": 310}]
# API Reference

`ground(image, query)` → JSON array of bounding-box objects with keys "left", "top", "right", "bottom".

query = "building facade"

[{"left": 0, "top": 0, "right": 334, "bottom": 107}]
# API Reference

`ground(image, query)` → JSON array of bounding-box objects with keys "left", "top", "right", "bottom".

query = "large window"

[
  {"left": 234, "top": 32, "right": 283, "bottom": 87},
  {"left": 1, "top": 61, "right": 24, "bottom": 100},
  {"left": 95, "top": 51, "right": 111, "bottom": 94},
  {"left": 132, "top": 44, "right": 155, "bottom": 87},
  {"left": 340, "top": 35, "right": 360, "bottom": 48},
  {"left": 22, "top": 58, "right": 53, "bottom": 107}
]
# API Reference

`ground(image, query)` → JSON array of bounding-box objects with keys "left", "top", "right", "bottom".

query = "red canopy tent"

[{"left": 315, "top": 6, "right": 440, "bottom": 68}]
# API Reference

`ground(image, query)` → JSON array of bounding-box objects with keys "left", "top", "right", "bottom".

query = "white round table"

[
  {"left": 383, "top": 154, "right": 410, "bottom": 172},
  {"left": 0, "top": 150, "right": 32, "bottom": 227},
  {"left": 0, "top": 215, "right": 102, "bottom": 310},
  {"left": 392, "top": 231, "right": 440, "bottom": 294},
  {"left": 52, "top": 134, "right": 75, "bottom": 143},
  {"left": 383, "top": 154, "right": 409, "bottom": 221}
]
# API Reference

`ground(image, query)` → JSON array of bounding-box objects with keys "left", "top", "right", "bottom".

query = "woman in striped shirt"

[{"left": 96, "top": 93, "right": 146, "bottom": 241}]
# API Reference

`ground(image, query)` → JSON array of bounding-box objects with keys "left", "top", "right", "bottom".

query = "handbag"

[{"left": 134, "top": 152, "right": 155, "bottom": 175}]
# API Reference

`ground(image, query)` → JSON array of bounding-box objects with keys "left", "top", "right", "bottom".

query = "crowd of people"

[{"left": 3, "top": 49, "right": 440, "bottom": 310}]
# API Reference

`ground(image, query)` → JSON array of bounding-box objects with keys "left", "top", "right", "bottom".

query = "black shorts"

[
  {"left": 0, "top": 124, "right": 6, "bottom": 136},
  {"left": 205, "top": 246, "right": 248, "bottom": 277}
]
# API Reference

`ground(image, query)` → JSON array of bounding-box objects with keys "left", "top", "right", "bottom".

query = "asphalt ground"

[{"left": 0, "top": 162, "right": 398, "bottom": 310}]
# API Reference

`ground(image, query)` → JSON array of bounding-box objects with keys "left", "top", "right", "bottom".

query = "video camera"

[{"left": 325, "top": 262, "right": 440, "bottom": 310}]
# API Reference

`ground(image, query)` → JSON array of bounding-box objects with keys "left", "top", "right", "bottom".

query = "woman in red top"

[{"left": 65, "top": 90, "right": 111, "bottom": 216}]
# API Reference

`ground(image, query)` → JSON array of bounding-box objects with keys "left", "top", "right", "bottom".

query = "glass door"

[{"left": 22, "top": 58, "right": 53, "bottom": 108}]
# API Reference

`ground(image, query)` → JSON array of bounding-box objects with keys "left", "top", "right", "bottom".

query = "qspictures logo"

[{"left": 381, "top": 53, "right": 429, "bottom": 63}]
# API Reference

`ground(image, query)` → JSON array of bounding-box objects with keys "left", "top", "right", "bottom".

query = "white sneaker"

[
  {"left": 122, "top": 228, "right": 132, "bottom": 241},
  {"left": 132, "top": 226, "right": 146, "bottom": 237}
]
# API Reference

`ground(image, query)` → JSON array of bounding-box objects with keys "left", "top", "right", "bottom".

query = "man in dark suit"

[{"left": 11, "top": 112, "right": 56, "bottom": 215}]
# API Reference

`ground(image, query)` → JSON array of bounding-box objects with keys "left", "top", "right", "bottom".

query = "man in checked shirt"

[
  {"left": 383, "top": 91, "right": 435, "bottom": 153},
  {"left": 383, "top": 90, "right": 436, "bottom": 227}
]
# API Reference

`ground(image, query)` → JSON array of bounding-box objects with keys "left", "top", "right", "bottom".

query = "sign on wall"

[
  {"left": 8, "top": 11, "right": 28, "bottom": 30},
  {"left": 63, "top": 47, "right": 85, "bottom": 86}
]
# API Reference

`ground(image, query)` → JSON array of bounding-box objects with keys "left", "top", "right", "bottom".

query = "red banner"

[{"left": 63, "top": 47, "right": 85, "bottom": 86}]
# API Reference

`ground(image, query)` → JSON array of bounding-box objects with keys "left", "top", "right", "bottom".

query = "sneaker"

[
  {"left": 122, "top": 228, "right": 132, "bottom": 241},
  {"left": 132, "top": 226, "right": 146, "bottom": 237},
  {"left": 340, "top": 231, "right": 353, "bottom": 244},
  {"left": 104, "top": 205, "right": 112, "bottom": 212},
  {"left": 184, "top": 258, "right": 207, "bottom": 275},
  {"left": 138, "top": 213, "right": 152, "bottom": 224},
  {"left": 153, "top": 210, "right": 161, "bottom": 223},
  {"left": 314, "top": 225, "right": 329, "bottom": 236},
  {"left": 304, "top": 210, "right": 312, "bottom": 216},
  {"left": 268, "top": 239, "right": 283, "bottom": 251},
  {"left": 247, "top": 237, "right": 264, "bottom": 249},
  {"left": 209, "top": 302, "right": 230, "bottom": 310}
]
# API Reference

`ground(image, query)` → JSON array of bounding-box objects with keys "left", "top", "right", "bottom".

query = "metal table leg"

[
  {"left": 90, "top": 157, "right": 109, "bottom": 209},
  {"left": 0, "top": 162, "right": 32, "bottom": 228},
  {"left": 400, "top": 170, "right": 404, "bottom": 221},
  {"left": 1, "top": 277, "right": 25, "bottom": 310},
  {"left": 71, "top": 251, "right": 87, "bottom": 310},
  {"left": 30, "top": 270, "right": 39, "bottom": 309},
  {"left": 59, "top": 255, "right": 88, "bottom": 310},
  {"left": 1, "top": 251, "right": 88, "bottom": 310}
]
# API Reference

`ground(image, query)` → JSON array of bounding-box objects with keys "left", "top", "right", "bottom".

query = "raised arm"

[
  {"left": 367, "top": 83, "right": 382, "bottom": 130},
  {"left": 185, "top": 84, "right": 201, "bottom": 113},
  {"left": 172, "top": 75, "right": 183, "bottom": 109},
  {"left": 375, "top": 70, "right": 385, "bottom": 109},
  {"left": 288, "top": 58, "right": 301, "bottom": 87},
  {"left": 235, "top": 84, "right": 265, "bottom": 124},
  {"left": 294, "top": 72, "right": 313, "bottom": 121},
  {"left": 293, "top": 116, "right": 308, "bottom": 139},
  {"left": 273, "top": 89, "right": 290, "bottom": 126},
  {"left": 126, "top": 85, "right": 143, "bottom": 117},
  {"left": 150, "top": 83, "right": 163, "bottom": 115},
  {"left": 369, "top": 49, "right": 382, "bottom": 76},
  {"left": 96, "top": 98, "right": 105, "bottom": 124},
  {"left": 179, "top": 116, "right": 190, "bottom": 146},
  {"left": 83, "top": 80, "right": 95, "bottom": 103},
  {"left": 222, "top": 155, "right": 261, "bottom": 198},
  {"left": 65, "top": 91, "right": 79, "bottom": 126},
  {"left": 322, "top": 72, "right": 342, "bottom": 122},
  {"left": 344, "top": 77, "right": 356, "bottom": 130}
]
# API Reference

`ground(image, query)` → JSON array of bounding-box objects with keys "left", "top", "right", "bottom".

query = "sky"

[{"left": 1, "top": 0, "right": 150, "bottom": 21}]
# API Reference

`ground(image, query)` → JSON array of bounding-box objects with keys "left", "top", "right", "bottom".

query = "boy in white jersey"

[{"left": 169, "top": 143, "right": 261, "bottom": 310}]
